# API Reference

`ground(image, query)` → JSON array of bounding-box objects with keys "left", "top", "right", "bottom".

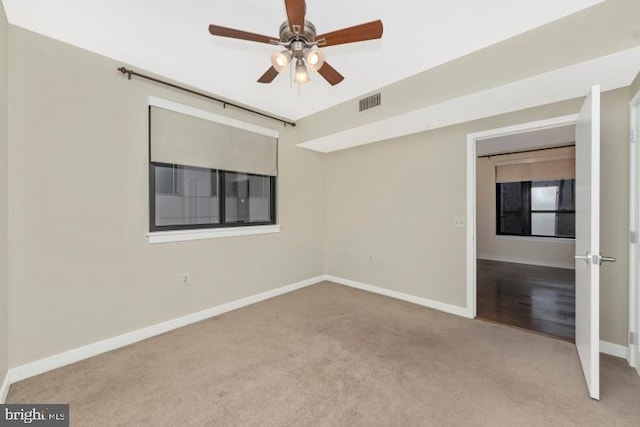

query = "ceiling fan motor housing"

[{"left": 279, "top": 20, "right": 317, "bottom": 47}]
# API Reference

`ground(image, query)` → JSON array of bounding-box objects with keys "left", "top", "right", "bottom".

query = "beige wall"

[
  {"left": 600, "top": 87, "right": 631, "bottom": 346},
  {"left": 7, "top": 26, "right": 325, "bottom": 367},
  {"left": 325, "top": 88, "right": 630, "bottom": 346},
  {"left": 476, "top": 147, "right": 575, "bottom": 269},
  {"left": 3, "top": 21, "right": 636, "bottom": 370},
  {"left": 0, "top": 2, "right": 8, "bottom": 384}
]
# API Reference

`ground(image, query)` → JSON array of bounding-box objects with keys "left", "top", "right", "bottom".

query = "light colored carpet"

[{"left": 7, "top": 282, "right": 640, "bottom": 426}]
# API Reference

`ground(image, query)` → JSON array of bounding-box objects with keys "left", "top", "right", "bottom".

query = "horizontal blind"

[
  {"left": 496, "top": 158, "right": 575, "bottom": 183},
  {"left": 150, "top": 106, "right": 278, "bottom": 176}
]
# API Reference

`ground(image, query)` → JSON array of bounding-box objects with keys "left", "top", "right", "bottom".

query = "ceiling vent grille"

[{"left": 359, "top": 93, "right": 381, "bottom": 112}]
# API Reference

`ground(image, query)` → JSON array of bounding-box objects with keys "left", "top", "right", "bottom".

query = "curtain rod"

[
  {"left": 117, "top": 67, "right": 296, "bottom": 127},
  {"left": 477, "top": 143, "right": 574, "bottom": 159}
]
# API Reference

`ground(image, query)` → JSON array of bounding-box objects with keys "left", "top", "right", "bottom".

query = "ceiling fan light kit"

[
  {"left": 294, "top": 58, "right": 310, "bottom": 84},
  {"left": 208, "top": 0, "right": 383, "bottom": 87}
]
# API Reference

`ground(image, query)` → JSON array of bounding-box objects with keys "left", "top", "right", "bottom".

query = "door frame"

[
  {"left": 465, "top": 114, "right": 579, "bottom": 319},
  {"left": 629, "top": 90, "right": 640, "bottom": 373}
]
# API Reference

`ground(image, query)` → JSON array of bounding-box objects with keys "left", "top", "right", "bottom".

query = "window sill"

[
  {"left": 494, "top": 235, "right": 575, "bottom": 244},
  {"left": 147, "top": 224, "right": 281, "bottom": 244}
]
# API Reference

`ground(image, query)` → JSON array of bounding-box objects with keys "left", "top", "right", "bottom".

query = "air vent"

[{"left": 359, "top": 93, "right": 381, "bottom": 112}]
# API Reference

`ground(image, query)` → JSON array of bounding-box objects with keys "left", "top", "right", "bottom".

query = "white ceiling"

[
  {"left": 2, "top": 0, "right": 604, "bottom": 120},
  {"left": 476, "top": 126, "right": 575, "bottom": 157}
]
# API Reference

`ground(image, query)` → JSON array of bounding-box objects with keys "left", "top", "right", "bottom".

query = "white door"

[
  {"left": 630, "top": 80, "right": 640, "bottom": 377},
  {"left": 574, "top": 85, "right": 614, "bottom": 400}
]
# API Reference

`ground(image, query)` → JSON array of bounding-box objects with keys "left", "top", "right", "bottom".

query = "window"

[
  {"left": 147, "top": 101, "right": 279, "bottom": 234},
  {"left": 496, "top": 179, "right": 575, "bottom": 238},
  {"left": 150, "top": 163, "right": 275, "bottom": 231},
  {"left": 224, "top": 172, "right": 273, "bottom": 224}
]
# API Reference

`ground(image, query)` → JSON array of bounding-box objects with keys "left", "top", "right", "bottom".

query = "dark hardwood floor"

[{"left": 477, "top": 259, "right": 575, "bottom": 341}]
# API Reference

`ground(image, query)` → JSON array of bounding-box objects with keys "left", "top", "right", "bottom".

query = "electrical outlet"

[
  {"left": 181, "top": 273, "right": 190, "bottom": 286},
  {"left": 453, "top": 216, "right": 465, "bottom": 228}
]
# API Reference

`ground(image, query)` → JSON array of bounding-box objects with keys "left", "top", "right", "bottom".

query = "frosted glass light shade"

[
  {"left": 294, "top": 58, "right": 310, "bottom": 84},
  {"left": 271, "top": 50, "right": 291, "bottom": 72},
  {"left": 304, "top": 49, "right": 324, "bottom": 71}
]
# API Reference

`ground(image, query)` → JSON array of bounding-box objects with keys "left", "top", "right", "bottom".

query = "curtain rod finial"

[{"left": 117, "top": 67, "right": 132, "bottom": 80}]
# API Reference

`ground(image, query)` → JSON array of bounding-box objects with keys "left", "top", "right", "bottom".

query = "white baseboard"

[
  {"left": 4, "top": 274, "right": 629, "bottom": 391},
  {"left": 629, "top": 344, "right": 638, "bottom": 369},
  {"left": 9, "top": 276, "right": 324, "bottom": 384},
  {"left": 324, "top": 275, "right": 472, "bottom": 319},
  {"left": 0, "top": 370, "right": 10, "bottom": 404},
  {"left": 600, "top": 340, "right": 629, "bottom": 359},
  {"left": 324, "top": 275, "right": 629, "bottom": 361}
]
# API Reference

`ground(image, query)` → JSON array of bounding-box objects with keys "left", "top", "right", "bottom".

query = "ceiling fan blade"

[
  {"left": 284, "top": 0, "right": 306, "bottom": 33},
  {"left": 317, "top": 62, "right": 344, "bottom": 86},
  {"left": 316, "top": 20, "right": 383, "bottom": 47},
  {"left": 209, "top": 24, "right": 278, "bottom": 44},
  {"left": 257, "top": 66, "right": 280, "bottom": 84}
]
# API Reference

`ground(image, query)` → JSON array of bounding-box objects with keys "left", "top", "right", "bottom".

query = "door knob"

[{"left": 575, "top": 251, "right": 591, "bottom": 264}]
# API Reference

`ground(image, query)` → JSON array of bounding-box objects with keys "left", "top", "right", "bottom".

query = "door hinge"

[
  {"left": 631, "top": 331, "right": 636, "bottom": 345},
  {"left": 631, "top": 231, "right": 639, "bottom": 244}
]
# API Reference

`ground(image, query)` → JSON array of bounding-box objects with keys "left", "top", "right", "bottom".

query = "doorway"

[
  {"left": 464, "top": 114, "right": 579, "bottom": 320},
  {"left": 474, "top": 127, "right": 577, "bottom": 341}
]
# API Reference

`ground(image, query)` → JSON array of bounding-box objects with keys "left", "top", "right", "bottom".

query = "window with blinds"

[
  {"left": 149, "top": 105, "right": 278, "bottom": 232},
  {"left": 495, "top": 153, "right": 575, "bottom": 238},
  {"left": 497, "top": 179, "right": 575, "bottom": 238}
]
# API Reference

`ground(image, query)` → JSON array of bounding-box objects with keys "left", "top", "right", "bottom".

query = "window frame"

[
  {"left": 495, "top": 179, "right": 575, "bottom": 239},
  {"left": 149, "top": 161, "right": 276, "bottom": 233}
]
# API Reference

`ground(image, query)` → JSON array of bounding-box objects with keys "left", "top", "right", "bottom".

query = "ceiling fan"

[{"left": 208, "top": 0, "right": 383, "bottom": 86}]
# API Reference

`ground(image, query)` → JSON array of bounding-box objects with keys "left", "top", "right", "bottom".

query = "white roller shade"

[
  {"left": 150, "top": 106, "right": 278, "bottom": 176},
  {"left": 496, "top": 158, "right": 575, "bottom": 183}
]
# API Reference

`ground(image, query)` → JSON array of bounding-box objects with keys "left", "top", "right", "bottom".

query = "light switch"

[{"left": 453, "top": 216, "right": 465, "bottom": 228}]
